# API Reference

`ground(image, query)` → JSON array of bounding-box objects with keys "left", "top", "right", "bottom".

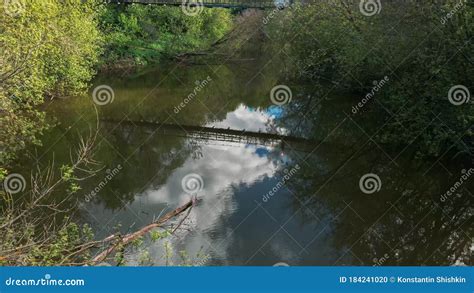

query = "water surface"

[{"left": 19, "top": 42, "right": 472, "bottom": 266}]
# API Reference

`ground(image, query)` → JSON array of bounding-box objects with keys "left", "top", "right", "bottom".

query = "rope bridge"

[{"left": 101, "top": 118, "right": 319, "bottom": 151}]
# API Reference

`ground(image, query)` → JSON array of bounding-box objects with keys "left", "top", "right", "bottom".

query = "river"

[{"left": 15, "top": 26, "right": 472, "bottom": 266}]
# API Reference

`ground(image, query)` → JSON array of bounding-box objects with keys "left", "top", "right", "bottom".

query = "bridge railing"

[{"left": 107, "top": 0, "right": 282, "bottom": 9}]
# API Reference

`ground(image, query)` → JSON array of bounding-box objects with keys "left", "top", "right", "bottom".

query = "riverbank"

[
  {"left": 98, "top": 5, "right": 233, "bottom": 73},
  {"left": 0, "top": 2, "right": 234, "bottom": 169}
]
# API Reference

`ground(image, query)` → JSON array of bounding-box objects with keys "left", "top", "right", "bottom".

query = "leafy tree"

[
  {"left": 0, "top": 0, "right": 103, "bottom": 167},
  {"left": 268, "top": 0, "right": 473, "bottom": 158}
]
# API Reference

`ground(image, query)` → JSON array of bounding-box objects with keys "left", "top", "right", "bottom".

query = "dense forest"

[
  {"left": 268, "top": 0, "right": 473, "bottom": 158},
  {"left": 0, "top": 0, "right": 472, "bottom": 266}
]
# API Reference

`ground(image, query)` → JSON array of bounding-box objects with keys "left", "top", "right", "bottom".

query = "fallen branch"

[
  {"left": 171, "top": 201, "right": 194, "bottom": 234},
  {"left": 91, "top": 197, "right": 197, "bottom": 265}
]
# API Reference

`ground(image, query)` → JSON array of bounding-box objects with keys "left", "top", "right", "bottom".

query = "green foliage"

[
  {"left": 60, "top": 165, "right": 81, "bottom": 194},
  {"left": 0, "top": 0, "right": 103, "bottom": 167},
  {"left": 131, "top": 236, "right": 144, "bottom": 247},
  {"left": 0, "top": 168, "right": 6, "bottom": 182},
  {"left": 0, "top": 221, "right": 94, "bottom": 266},
  {"left": 114, "top": 242, "right": 125, "bottom": 265},
  {"left": 99, "top": 5, "right": 232, "bottom": 67},
  {"left": 150, "top": 229, "right": 171, "bottom": 241},
  {"left": 163, "top": 240, "right": 173, "bottom": 266},
  {"left": 0, "top": 3, "right": 232, "bottom": 167},
  {"left": 138, "top": 250, "right": 151, "bottom": 265},
  {"left": 0, "top": 2, "right": 231, "bottom": 267},
  {"left": 269, "top": 0, "right": 473, "bottom": 157}
]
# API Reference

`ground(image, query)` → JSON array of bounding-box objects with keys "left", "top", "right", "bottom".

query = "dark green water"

[{"left": 16, "top": 41, "right": 472, "bottom": 266}]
